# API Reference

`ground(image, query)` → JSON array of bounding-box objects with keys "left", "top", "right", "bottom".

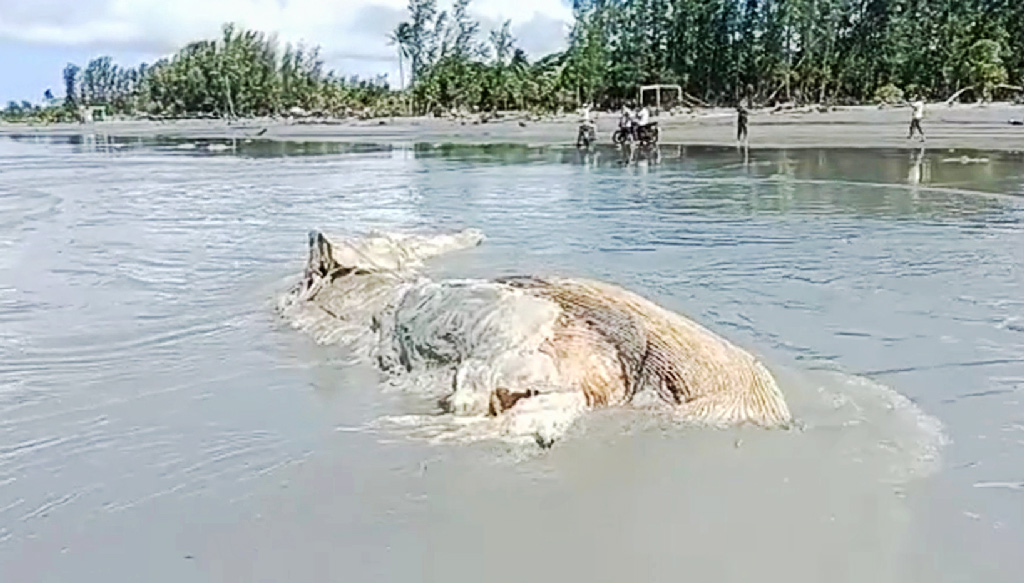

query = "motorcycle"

[
  {"left": 576, "top": 122, "right": 597, "bottom": 148},
  {"left": 613, "top": 122, "right": 660, "bottom": 147}
]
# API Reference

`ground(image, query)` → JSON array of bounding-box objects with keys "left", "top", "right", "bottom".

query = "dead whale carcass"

[{"left": 278, "top": 229, "right": 792, "bottom": 445}]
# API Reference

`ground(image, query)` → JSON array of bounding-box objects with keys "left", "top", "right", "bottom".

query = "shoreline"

[{"left": 3, "top": 103, "right": 1024, "bottom": 152}]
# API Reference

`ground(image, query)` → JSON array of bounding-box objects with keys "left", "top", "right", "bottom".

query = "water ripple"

[{"left": 1, "top": 139, "right": 1023, "bottom": 578}]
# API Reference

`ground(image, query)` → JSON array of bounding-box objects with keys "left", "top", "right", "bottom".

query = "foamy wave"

[
  {"left": 342, "top": 393, "right": 587, "bottom": 449},
  {"left": 792, "top": 368, "right": 948, "bottom": 482},
  {"left": 328, "top": 364, "right": 948, "bottom": 479}
]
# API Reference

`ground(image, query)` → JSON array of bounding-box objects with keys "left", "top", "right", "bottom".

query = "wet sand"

[
  {"left": 3, "top": 136, "right": 1023, "bottom": 583},
  {"left": 3, "top": 103, "right": 1024, "bottom": 151}
]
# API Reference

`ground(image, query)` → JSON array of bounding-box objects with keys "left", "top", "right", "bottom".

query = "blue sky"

[
  {"left": 0, "top": 41, "right": 143, "bottom": 103},
  {"left": 0, "top": 0, "right": 572, "bottom": 103}
]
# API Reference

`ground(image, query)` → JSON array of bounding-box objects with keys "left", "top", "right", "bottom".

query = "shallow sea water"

[{"left": 1, "top": 135, "right": 1023, "bottom": 582}]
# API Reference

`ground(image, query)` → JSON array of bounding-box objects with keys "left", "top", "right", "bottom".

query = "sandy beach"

[
  {"left": 3, "top": 103, "right": 1024, "bottom": 151},
  {"left": 4, "top": 97, "right": 1024, "bottom": 583}
]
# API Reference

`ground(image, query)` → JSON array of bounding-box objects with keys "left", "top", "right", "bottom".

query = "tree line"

[
  {"left": 3, "top": 24, "right": 400, "bottom": 122},
  {"left": 3, "top": 0, "right": 1023, "bottom": 121},
  {"left": 563, "top": 0, "right": 1023, "bottom": 106},
  {"left": 390, "top": 0, "right": 1022, "bottom": 111}
]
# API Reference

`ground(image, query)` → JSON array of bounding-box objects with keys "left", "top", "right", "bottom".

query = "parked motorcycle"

[
  {"left": 613, "top": 122, "right": 659, "bottom": 147},
  {"left": 576, "top": 123, "right": 597, "bottom": 148}
]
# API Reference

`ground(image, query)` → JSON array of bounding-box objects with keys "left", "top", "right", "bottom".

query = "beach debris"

[
  {"left": 972, "top": 481, "right": 1024, "bottom": 490},
  {"left": 941, "top": 155, "right": 989, "bottom": 164}
]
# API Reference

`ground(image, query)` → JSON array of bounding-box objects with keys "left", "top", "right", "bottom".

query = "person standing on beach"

[
  {"left": 578, "top": 103, "right": 595, "bottom": 134},
  {"left": 618, "top": 104, "right": 634, "bottom": 142},
  {"left": 637, "top": 104, "right": 650, "bottom": 127},
  {"left": 907, "top": 97, "right": 926, "bottom": 141},
  {"left": 576, "top": 103, "right": 596, "bottom": 147},
  {"left": 580, "top": 103, "right": 593, "bottom": 126},
  {"left": 736, "top": 103, "right": 749, "bottom": 145}
]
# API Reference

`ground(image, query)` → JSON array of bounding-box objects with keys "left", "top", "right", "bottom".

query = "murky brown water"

[{"left": 1, "top": 136, "right": 1023, "bottom": 582}]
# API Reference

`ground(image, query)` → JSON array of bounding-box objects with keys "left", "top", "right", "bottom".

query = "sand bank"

[{"left": 3, "top": 103, "right": 1023, "bottom": 151}]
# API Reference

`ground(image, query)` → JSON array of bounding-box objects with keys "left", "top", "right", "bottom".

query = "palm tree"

[{"left": 389, "top": 22, "right": 414, "bottom": 89}]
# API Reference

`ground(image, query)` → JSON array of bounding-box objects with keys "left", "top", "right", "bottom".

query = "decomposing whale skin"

[{"left": 278, "top": 228, "right": 792, "bottom": 445}]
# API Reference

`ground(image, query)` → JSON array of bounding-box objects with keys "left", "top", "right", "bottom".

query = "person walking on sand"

[
  {"left": 736, "top": 103, "right": 749, "bottom": 145},
  {"left": 907, "top": 97, "right": 926, "bottom": 141}
]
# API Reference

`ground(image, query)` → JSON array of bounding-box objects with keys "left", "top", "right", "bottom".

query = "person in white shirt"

[
  {"left": 579, "top": 103, "right": 593, "bottom": 126},
  {"left": 576, "top": 103, "right": 596, "bottom": 147},
  {"left": 637, "top": 105, "right": 650, "bottom": 127},
  {"left": 619, "top": 104, "right": 634, "bottom": 141},
  {"left": 907, "top": 98, "right": 926, "bottom": 141}
]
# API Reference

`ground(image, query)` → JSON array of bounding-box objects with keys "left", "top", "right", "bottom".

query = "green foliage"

[
  {"left": 555, "top": 0, "right": 1022, "bottom": 106},
  {"left": 62, "top": 63, "right": 80, "bottom": 107},
  {"left": 968, "top": 39, "right": 1008, "bottom": 101},
  {"left": 9, "top": 23, "right": 401, "bottom": 121},
  {"left": 0, "top": 100, "right": 77, "bottom": 123},
  {"left": 394, "top": 0, "right": 1021, "bottom": 111},
  {"left": 10, "top": 0, "right": 1024, "bottom": 121},
  {"left": 874, "top": 84, "right": 905, "bottom": 105},
  {"left": 132, "top": 24, "right": 399, "bottom": 117}
]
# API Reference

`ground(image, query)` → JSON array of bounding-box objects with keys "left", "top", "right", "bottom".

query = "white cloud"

[{"left": 0, "top": 0, "right": 572, "bottom": 85}]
